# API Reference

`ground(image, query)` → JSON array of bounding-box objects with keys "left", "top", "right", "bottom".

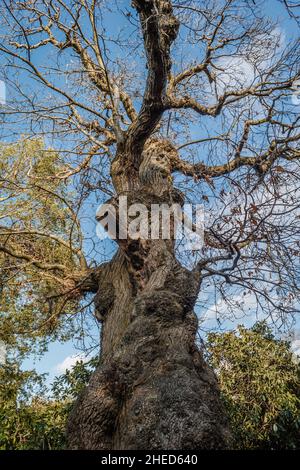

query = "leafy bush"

[
  {"left": 2, "top": 323, "right": 300, "bottom": 450},
  {"left": 0, "top": 357, "right": 98, "bottom": 450},
  {"left": 207, "top": 322, "right": 300, "bottom": 449}
]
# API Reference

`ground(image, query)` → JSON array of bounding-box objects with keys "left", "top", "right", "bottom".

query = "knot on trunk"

[
  {"left": 159, "top": 4, "right": 179, "bottom": 44},
  {"left": 94, "top": 281, "right": 115, "bottom": 322},
  {"left": 134, "top": 290, "right": 184, "bottom": 321},
  {"left": 139, "top": 138, "right": 178, "bottom": 194}
]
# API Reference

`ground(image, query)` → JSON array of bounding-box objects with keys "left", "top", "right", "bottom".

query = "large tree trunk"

[{"left": 67, "top": 140, "right": 232, "bottom": 450}]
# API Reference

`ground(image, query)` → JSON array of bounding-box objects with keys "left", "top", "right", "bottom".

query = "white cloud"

[
  {"left": 214, "top": 56, "right": 256, "bottom": 95},
  {"left": 205, "top": 27, "right": 286, "bottom": 116},
  {"left": 206, "top": 55, "right": 265, "bottom": 119},
  {"left": 291, "top": 339, "right": 300, "bottom": 357},
  {"left": 0, "top": 80, "right": 6, "bottom": 106},
  {"left": 202, "top": 292, "right": 258, "bottom": 322},
  {"left": 291, "top": 79, "right": 300, "bottom": 106},
  {"left": 55, "top": 354, "right": 87, "bottom": 374}
]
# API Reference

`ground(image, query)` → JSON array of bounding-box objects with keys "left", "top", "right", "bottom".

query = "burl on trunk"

[{"left": 67, "top": 139, "right": 232, "bottom": 450}]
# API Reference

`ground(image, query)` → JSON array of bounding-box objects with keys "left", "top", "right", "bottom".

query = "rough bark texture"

[
  {"left": 67, "top": 139, "right": 232, "bottom": 450},
  {"left": 67, "top": 252, "right": 232, "bottom": 449}
]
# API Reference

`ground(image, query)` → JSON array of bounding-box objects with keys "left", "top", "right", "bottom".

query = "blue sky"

[
  {"left": 1, "top": 0, "right": 300, "bottom": 382},
  {"left": 22, "top": 0, "right": 300, "bottom": 380}
]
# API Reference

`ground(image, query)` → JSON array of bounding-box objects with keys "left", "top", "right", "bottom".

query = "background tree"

[
  {"left": 0, "top": 0, "right": 299, "bottom": 449},
  {"left": 207, "top": 322, "right": 300, "bottom": 449},
  {"left": 0, "top": 358, "right": 66, "bottom": 450},
  {"left": 0, "top": 139, "right": 93, "bottom": 359},
  {"left": 0, "top": 355, "right": 97, "bottom": 450}
]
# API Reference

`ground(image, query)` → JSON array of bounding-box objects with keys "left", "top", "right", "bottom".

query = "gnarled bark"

[
  {"left": 67, "top": 139, "right": 232, "bottom": 450},
  {"left": 67, "top": 250, "right": 231, "bottom": 449}
]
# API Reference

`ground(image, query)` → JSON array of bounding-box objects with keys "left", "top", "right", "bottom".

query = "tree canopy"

[
  {"left": 0, "top": 1, "right": 298, "bottom": 360},
  {"left": 0, "top": 139, "right": 93, "bottom": 358}
]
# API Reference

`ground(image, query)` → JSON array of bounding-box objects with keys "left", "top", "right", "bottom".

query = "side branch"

[
  {"left": 173, "top": 142, "right": 300, "bottom": 179},
  {"left": 0, "top": 244, "right": 67, "bottom": 272}
]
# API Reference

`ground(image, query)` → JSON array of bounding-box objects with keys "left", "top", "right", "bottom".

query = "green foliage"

[
  {"left": 0, "top": 138, "right": 87, "bottom": 359},
  {"left": 207, "top": 322, "right": 300, "bottom": 449},
  {"left": 52, "top": 356, "right": 99, "bottom": 401},
  {"left": 2, "top": 324, "right": 300, "bottom": 450},
  {"left": 0, "top": 139, "right": 97, "bottom": 449},
  {"left": 0, "top": 356, "right": 98, "bottom": 450},
  {"left": 0, "top": 361, "right": 66, "bottom": 449}
]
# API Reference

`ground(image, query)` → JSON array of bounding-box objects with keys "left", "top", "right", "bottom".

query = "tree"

[
  {"left": 0, "top": 0, "right": 299, "bottom": 449},
  {"left": 0, "top": 359, "right": 66, "bottom": 450},
  {"left": 207, "top": 322, "right": 300, "bottom": 449},
  {"left": 0, "top": 139, "right": 90, "bottom": 359},
  {"left": 0, "top": 355, "right": 97, "bottom": 450}
]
